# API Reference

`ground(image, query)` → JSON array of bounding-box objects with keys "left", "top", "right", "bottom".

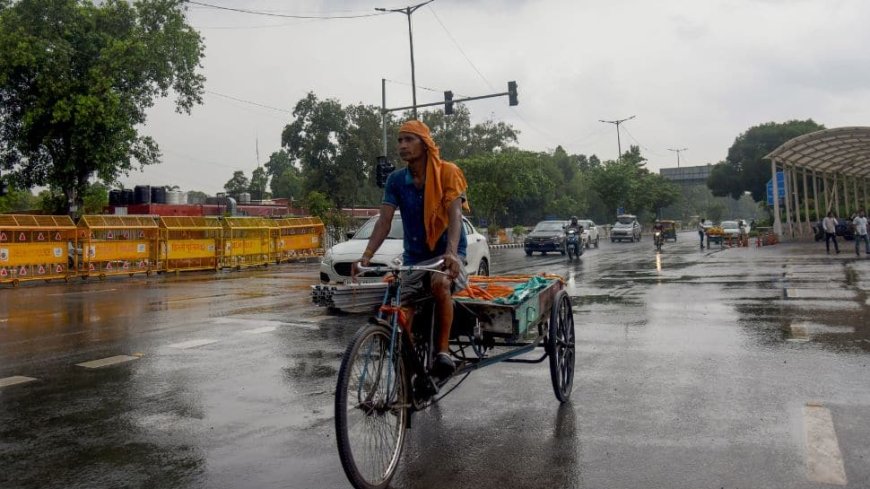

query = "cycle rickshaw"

[{"left": 334, "top": 259, "right": 576, "bottom": 489}]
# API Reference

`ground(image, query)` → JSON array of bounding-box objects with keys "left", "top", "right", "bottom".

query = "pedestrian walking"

[
  {"left": 853, "top": 209, "right": 869, "bottom": 256},
  {"left": 697, "top": 218, "right": 706, "bottom": 249},
  {"left": 822, "top": 211, "right": 840, "bottom": 254}
]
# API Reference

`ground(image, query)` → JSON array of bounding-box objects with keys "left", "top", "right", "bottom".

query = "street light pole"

[
  {"left": 667, "top": 147, "right": 688, "bottom": 168},
  {"left": 376, "top": 0, "right": 433, "bottom": 119},
  {"left": 598, "top": 115, "right": 635, "bottom": 162}
]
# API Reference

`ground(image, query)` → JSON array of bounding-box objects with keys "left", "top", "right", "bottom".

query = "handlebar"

[{"left": 355, "top": 258, "right": 446, "bottom": 276}]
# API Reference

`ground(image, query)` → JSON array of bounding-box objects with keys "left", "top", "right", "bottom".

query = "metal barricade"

[
  {"left": 0, "top": 215, "right": 77, "bottom": 286},
  {"left": 221, "top": 217, "right": 272, "bottom": 269},
  {"left": 78, "top": 215, "right": 159, "bottom": 279},
  {"left": 159, "top": 216, "right": 221, "bottom": 272},
  {"left": 269, "top": 217, "right": 325, "bottom": 263}
]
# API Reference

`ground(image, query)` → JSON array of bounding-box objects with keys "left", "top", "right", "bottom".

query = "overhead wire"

[
  {"left": 184, "top": 1, "right": 389, "bottom": 20},
  {"left": 205, "top": 90, "right": 292, "bottom": 114},
  {"left": 622, "top": 124, "right": 666, "bottom": 158}
]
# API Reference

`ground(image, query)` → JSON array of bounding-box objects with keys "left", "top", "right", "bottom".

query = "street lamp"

[
  {"left": 375, "top": 0, "right": 434, "bottom": 119},
  {"left": 598, "top": 115, "right": 635, "bottom": 162}
]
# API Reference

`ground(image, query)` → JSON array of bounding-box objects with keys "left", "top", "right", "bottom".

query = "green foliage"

[
  {"left": 0, "top": 187, "right": 37, "bottom": 213},
  {"left": 587, "top": 146, "right": 679, "bottom": 220},
  {"left": 0, "top": 0, "right": 205, "bottom": 212},
  {"left": 708, "top": 120, "right": 825, "bottom": 201},
  {"left": 186, "top": 190, "right": 208, "bottom": 204},
  {"left": 303, "top": 191, "right": 331, "bottom": 220},
  {"left": 248, "top": 167, "right": 269, "bottom": 200},
  {"left": 81, "top": 182, "right": 108, "bottom": 214},
  {"left": 223, "top": 170, "right": 249, "bottom": 197}
]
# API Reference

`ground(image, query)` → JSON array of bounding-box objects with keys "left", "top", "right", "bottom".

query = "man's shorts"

[{"left": 399, "top": 255, "right": 469, "bottom": 304}]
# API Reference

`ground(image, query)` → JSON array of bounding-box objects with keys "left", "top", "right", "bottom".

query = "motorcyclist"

[
  {"left": 565, "top": 216, "right": 583, "bottom": 235},
  {"left": 653, "top": 220, "right": 664, "bottom": 247}
]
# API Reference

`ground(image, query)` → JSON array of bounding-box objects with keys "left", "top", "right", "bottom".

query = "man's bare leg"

[{"left": 430, "top": 273, "right": 455, "bottom": 377}]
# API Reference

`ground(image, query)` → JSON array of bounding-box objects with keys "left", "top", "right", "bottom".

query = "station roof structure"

[{"left": 765, "top": 126, "right": 870, "bottom": 177}]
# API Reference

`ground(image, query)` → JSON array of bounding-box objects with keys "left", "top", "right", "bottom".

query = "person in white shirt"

[
  {"left": 852, "top": 209, "right": 869, "bottom": 256},
  {"left": 822, "top": 211, "right": 840, "bottom": 254}
]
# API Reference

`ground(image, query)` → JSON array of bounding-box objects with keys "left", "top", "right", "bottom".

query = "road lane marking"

[
  {"left": 76, "top": 355, "right": 139, "bottom": 369},
  {"left": 285, "top": 322, "right": 319, "bottom": 330},
  {"left": 168, "top": 339, "right": 218, "bottom": 349},
  {"left": 788, "top": 324, "right": 810, "bottom": 342},
  {"left": 242, "top": 326, "right": 276, "bottom": 334},
  {"left": 0, "top": 376, "right": 37, "bottom": 388},
  {"left": 804, "top": 403, "right": 848, "bottom": 486}
]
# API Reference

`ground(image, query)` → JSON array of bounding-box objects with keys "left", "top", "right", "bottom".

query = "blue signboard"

[{"left": 766, "top": 172, "right": 785, "bottom": 206}]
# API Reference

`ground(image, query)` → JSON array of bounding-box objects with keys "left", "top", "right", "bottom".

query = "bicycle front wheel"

[{"left": 335, "top": 324, "right": 408, "bottom": 489}]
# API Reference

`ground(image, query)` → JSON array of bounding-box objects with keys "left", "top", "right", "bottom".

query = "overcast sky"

[{"left": 121, "top": 0, "right": 870, "bottom": 194}]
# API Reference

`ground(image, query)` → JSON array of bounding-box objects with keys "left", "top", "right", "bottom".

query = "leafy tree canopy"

[
  {"left": 708, "top": 119, "right": 825, "bottom": 201},
  {"left": 224, "top": 170, "right": 249, "bottom": 197},
  {"left": 0, "top": 0, "right": 205, "bottom": 212}
]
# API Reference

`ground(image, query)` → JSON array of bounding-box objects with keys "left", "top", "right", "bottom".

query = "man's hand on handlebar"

[{"left": 443, "top": 252, "right": 461, "bottom": 279}]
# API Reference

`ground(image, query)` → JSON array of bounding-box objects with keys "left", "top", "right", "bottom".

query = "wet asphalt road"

[{"left": 1, "top": 232, "right": 870, "bottom": 489}]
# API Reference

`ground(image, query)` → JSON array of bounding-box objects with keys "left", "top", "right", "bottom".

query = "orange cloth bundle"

[{"left": 398, "top": 120, "right": 470, "bottom": 251}]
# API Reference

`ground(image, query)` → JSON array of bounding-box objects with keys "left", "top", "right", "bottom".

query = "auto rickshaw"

[{"left": 660, "top": 220, "right": 678, "bottom": 242}]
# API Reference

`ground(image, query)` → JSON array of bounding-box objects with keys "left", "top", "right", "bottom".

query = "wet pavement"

[{"left": 1, "top": 233, "right": 869, "bottom": 488}]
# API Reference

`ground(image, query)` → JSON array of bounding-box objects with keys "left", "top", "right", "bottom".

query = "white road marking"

[
  {"left": 285, "top": 322, "right": 319, "bottom": 330},
  {"left": 0, "top": 376, "right": 37, "bottom": 388},
  {"left": 242, "top": 326, "right": 276, "bottom": 334},
  {"left": 168, "top": 339, "right": 218, "bottom": 349},
  {"left": 804, "top": 403, "right": 848, "bottom": 486},
  {"left": 788, "top": 324, "right": 810, "bottom": 342},
  {"left": 76, "top": 355, "right": 139, "bottom": 369},
  {"left": 785, "top": 288, "right": 856, "bottom": 299}
]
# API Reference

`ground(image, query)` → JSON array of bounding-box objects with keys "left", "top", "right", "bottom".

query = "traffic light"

[
  {"left": 444, "top": 90, "right": 454, "bottom": 115},
  {"left": 507, "top": 81, "right": 518, "bottom": 106},
  {"left": 375, "top": 156, "right": 395, "bottom": 188}
]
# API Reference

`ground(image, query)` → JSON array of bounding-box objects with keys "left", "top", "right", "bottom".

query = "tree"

[
  {"left": 265, "top": 150, "right": 297, "bottom": 198},
  {"left": 0, "top": 187, "right": 37, "bottom": 213},
  {"left": 0, "top": 0, "right": 205, "bottom": 213},
  {"left": 224, "top": 171, "right": 249, "bottom": 197},
  {"left": 708, "top": 120, "right": 825, "bottom": 201},
  {"left": 186, "top": 190, "right": 208, "bottom": 204},
  {"left": 248, "top": 167, "right": 269, "bottom": 200}
]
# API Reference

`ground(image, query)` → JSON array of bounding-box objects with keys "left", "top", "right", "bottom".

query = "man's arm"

[
  {"left": 443, "top": 197, "right": 463, "bottom": 279},
  {"left": 360, "top": 204, "right": 396, "bottom": 267}
]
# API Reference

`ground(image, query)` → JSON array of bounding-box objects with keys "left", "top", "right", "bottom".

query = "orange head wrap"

[{"left": 398, "top": 120, "right": 469, "bottom": 251}]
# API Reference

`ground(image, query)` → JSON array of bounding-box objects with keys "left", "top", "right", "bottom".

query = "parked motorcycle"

[
  {"left": 566, "top": 230, "right": 583, "bottom": 259},
  {"left": 654, "top": 230, "right": 664, "bottom": 251}
]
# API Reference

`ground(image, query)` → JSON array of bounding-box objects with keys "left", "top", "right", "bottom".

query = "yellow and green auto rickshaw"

[{"left": 660, "top": 220, "right": 678, "bottom": 242}]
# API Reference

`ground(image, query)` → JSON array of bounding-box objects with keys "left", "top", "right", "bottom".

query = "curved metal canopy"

[{"left": 765, "top": 126, "right": 870, "bottom": 178}]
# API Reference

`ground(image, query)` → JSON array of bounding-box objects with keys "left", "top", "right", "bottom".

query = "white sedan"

[
  {"left": 577, "top": 219, "right": 600, "bottom": 248},
  {"left": 720, "top": 220, "right": 743, "bottom": 238},
  {"left": 320, "top": 213, "right": 490, "bottom": 284}
]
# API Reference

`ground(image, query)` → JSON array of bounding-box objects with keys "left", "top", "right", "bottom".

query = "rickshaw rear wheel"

[
  {"left": 547, "top": 290, "right": 575, "bottom": 403},
  {"left": 335, "top": 324, "right": 408, "bottom": 489}
]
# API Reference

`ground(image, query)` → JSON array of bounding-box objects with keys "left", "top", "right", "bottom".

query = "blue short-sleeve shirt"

[{"left": 383, "top": 167, "right": 466, "bottom": 265}]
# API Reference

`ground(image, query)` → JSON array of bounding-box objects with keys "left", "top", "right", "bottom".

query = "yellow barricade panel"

[
  {"left": 0, "top": 215, "right": 76, "bottom": 283},
  {"left": 167, "top": 239, "right": 217, "bottom": 259},
  {"left": 0, "top": 243, "right": 67, "bottom": 266}
]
